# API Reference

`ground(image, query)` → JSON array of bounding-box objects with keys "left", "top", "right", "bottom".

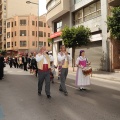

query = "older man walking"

[
  {"left": 58, "top": 45, "right": 72, "bottom": 96},
  {"left": 36, "top": 47, "right": 52, "bottom": 99}
]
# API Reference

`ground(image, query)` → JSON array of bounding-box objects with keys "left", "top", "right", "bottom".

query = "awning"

[{"left": 50, "top": 31, "right": 62, "bottom": 39}]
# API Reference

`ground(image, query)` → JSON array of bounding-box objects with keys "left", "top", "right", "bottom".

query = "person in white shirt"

[
  {"left": 57, "top": 45, "right": 72, "bottom": 96},
  {"left": 36, "top": 46, "right": 52, "bottom": 99}
]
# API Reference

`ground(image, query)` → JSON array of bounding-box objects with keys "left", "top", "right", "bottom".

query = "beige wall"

[
  {"left": 6, "top": 0, "right": 38, "bottom": 18},
  {"left": 6, "top": 15, "right": 52, "bottom": 52}
]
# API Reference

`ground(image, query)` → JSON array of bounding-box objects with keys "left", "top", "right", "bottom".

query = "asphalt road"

[{"left": 0, "top": 65, "right": 120, "bottom": 120}]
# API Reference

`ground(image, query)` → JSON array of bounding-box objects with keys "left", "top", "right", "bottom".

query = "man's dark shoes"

[
  {"left": 82, "top": 88, "right": 87, "bottom": 91},
  {"left": 59, "top": 88, "right": 63, "bottom": 92},
  {"left": 47, "top": 95, "right": 51, "bottom": 99},
  {"left": 38, "top": 91, "right": 41, "bottom": 96},
  {"left": 64, "top": 92, "right": 68, "bottom": 96}
]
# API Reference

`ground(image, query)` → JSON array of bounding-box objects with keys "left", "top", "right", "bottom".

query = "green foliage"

[
  {"left": 61, "top": 25, "right": 91, "bottom": 48},
  {"left": 0, "top": 50, "right": 6, "bottom": 56},
  {"left": 48, "top": 38, "right": 53, "bottom": 44},
  {"left": 107, "top": 7, "right": 120, "bottom": 40}
]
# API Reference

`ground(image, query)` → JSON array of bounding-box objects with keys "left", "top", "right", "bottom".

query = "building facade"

[
  {"left": 108, "top": 0, "right": 120, "bottom": 71},
  {"left": 6, "top": 14, "right": 51, "bottom": 55},
  {"left": 0, "top": 0, "right": 38, "bottom": 50},
  {"left": 46, "top": 0, "right": 109, "bottom": 71}
]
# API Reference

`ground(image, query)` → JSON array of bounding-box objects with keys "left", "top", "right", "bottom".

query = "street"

[{"left": 0, "top": 66, "right": 120, "bottom": 120}]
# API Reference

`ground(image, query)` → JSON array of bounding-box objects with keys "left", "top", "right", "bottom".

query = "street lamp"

[{"left": 26, "top": 0, "right": 39, "bottom": 51}]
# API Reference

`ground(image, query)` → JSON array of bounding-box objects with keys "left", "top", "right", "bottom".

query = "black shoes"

[
  {"left": 47, "top": 95, "right": 51, "bottom": 99},
  {"left": 79, "top": 88, "right": 87, "bottom": 91},
  {"left": 38, "top": 91, "right": 41, "bottom": 96},
  {"left": 59, "top": 88, "right": 63, "bottom": 92},
  {"left": 64, "top": 92, "right": 68, "bottom": 96},
  {"left": 38, "top": 92, "right": 51, "bottom": 99}
]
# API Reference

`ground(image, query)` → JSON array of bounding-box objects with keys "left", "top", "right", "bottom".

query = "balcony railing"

[{"left": 108, "top": 0, "right": 120, "bottom": 7}]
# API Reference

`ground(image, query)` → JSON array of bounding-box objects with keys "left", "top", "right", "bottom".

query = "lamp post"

[{"left": 26, "top": 0, "right": 39, "bottom": 51}]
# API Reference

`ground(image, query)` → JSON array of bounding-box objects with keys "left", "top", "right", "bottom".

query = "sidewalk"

[{"left": 68, "top": 67, "right": 120, "bottom": 82}]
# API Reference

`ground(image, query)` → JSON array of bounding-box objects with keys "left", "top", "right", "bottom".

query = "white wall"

[{"left": 53, "top": 42, "right": 58, "bottom": 66}]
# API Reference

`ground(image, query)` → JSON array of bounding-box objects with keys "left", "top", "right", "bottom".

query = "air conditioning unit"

[{"left": 22, "top": 34, "right": 24, "bottom": 36}]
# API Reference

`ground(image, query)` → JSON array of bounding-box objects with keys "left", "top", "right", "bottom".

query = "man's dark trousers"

[
  {"left": 59, "top": 68, "right": 68, "bottom": 92},
  {"left": 38, "top": 70, "right": 50, "bottom": 95}
]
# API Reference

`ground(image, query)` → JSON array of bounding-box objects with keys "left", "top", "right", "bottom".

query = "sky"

[{"left": 39, "top": 0, "right": 47, "bottom": 15}]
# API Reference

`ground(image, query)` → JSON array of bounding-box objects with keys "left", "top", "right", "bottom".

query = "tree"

[
  {"left": 107, "top": 7, "right": 120, "bottom": 40},
  {"left": 0, "top": 50, "right": 6, "bottom": 56},
  {"left": 61, "top": 25, "right": 91, "bottom": 67}
]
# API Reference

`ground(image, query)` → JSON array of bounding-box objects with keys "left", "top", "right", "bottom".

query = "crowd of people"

[{"left": 1, "top": 45, "right": 92, "bottom": 99}]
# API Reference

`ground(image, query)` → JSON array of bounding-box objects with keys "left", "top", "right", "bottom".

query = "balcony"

[
  {"left": 108, "top": 0, "right": 120, "bottom": 7},
  {"left": 46, "top": 0, "right": 70, "bottom": 25}
]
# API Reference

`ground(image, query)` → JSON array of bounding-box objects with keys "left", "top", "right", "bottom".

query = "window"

[
  {"left": 7, "top": 42, "right": 10, "bottom": 48},
  {"left": 39, "top": 31, "right": 43, "bottom": 37},
  {"left": 47, "top": 0, "right": 59, "bottom": 11},
  {"left": 44, "top": 23, "right": 46, "bottom": 27},
  {"left": 48, "top": 42, "right": 50, "bottom": 47},
  {"left": 7, "top": 32, "right": 10, "bottom": 38},
  {"left": 15, "top": 31, "right": 16, "bottom": 36},
  {"left": 11, "top": 32, "right": 13, "bottom": 37},
  {"left": 32, "top": 21, "right": 35, "bottom": 25},
  {"left": 4, "top": 21, "right": 6, "bottom": 26},
  {"left": 4, "top": 29, "right": 6, "bottom": 33},
  {"left": 74, "top": 9, "right": 83, "bottom": 25},
  {"left": 20, "top": 41, "right": 26, "bottom": 47},
  {"left": 83, "top": 2, "right": 101, "bottom": 21},
  {"left": 4, "top": 36, "right": 6, "bottom": 40},
  {"left": 39, "top": 41, "right": 43, "bottom": 46},
  {"left": 44, "top": 32, "right": 46, "bottom": 37},
  {"left": 36, "top": 21, "right": 37, "bottom": 26},
  {"left": 74, "top": 0, "right": 82, "bottom": 4},
  {"left": 39, "top": 21, "right": 43, "bottom": 27},
  {"left": 48, "top": 33, "right": 50, "bottom": 37},
  {"left": 12, "top": 42, "right": 13, "bottom": 47},
  {"left": 15, "top": 21, "right": 16, "bottom": 26},
  {"left": 15, "top": 41, "right": 16, "bottom": 46},
  {"left": 11, "top": 22, "right": 13, "bottom": 27},
  {"left": 74, "top": 1, "right": 101, "bottom": 25},
  {"left": 36, "top": 31, "right": 37, "bottom": 37},
  {"left": 44, "top": 42, "right": 46, "bottom": 46},
  {"left": 32, "top": 31, "right": 35, "bottom": 36},
  {"left": 4, "top": 6, "right": 6, "bottom": 10},
  {"left": 54, "top": 21, "right": 62, "bottom": 32},
  {"left": 32, "top": 41, "right": 35, "bottom": 46},
  {"left": 36, "top": 41, "right": 37, "bottom": 47},
  {"left": 7, "top": 22, "right": 10, "bottom": 28},
  {"left": 20, "top": 20, "right": 26, "bottom": 26},
  {"left": 20, "top": 30, "right": 26, "bottom": 36}
]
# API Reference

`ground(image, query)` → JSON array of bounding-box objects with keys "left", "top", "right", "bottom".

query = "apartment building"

[
  {"left": 0, "top": 0, "right": 38, "bottom": 50},
  {"left": 0, "top": 0, "right": 7, "bottom": 50},
  {"left": 46, "top": 0, "right": 109, "bottom": 71},
  {"left": 6, "top": 14, "right": 51, "bottom": 54}
]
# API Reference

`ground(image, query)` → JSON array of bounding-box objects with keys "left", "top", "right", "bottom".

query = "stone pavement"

[{"left": 68, "top": 67, "right": 120, "bottom": 82}]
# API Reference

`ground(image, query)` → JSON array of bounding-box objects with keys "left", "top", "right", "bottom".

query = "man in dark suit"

[
  {"left": 0, "top": 53, "right": 4, "bottom": 80},
  {"left": 22, "top": 54, "right": 28, "bottom": 71}
]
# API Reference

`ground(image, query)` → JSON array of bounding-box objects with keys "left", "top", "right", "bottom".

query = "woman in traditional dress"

[{"left": 75, "top": 50, "right": 91, "bottom": 91}]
